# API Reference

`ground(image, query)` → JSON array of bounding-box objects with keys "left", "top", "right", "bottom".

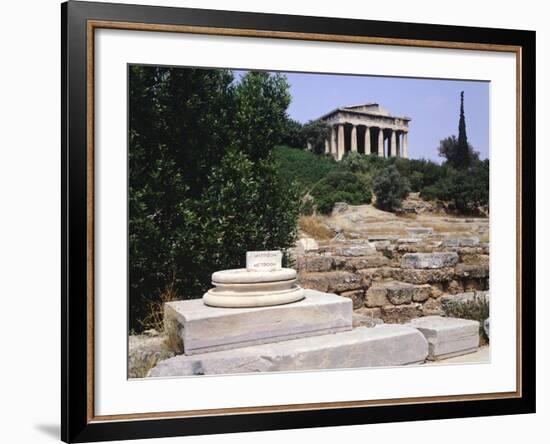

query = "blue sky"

[{"left": 237, "top": 70, "right": 489, "bottom": 162}]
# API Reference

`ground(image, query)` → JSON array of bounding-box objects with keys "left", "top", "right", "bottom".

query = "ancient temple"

[{"left": 318, "top": 103, "right": 411, "bottom": 160}]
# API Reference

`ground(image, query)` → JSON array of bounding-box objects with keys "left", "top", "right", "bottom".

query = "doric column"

[
  {"left": 402, "top": 132, "right": 408, "bottom": 159},
  {"left": 390, "top": 130, "right": 397, "bottom": 157},
  {"left": 337, "top": 124, "right": 345, "bottom": 160},
  {"left": 351, "top": 125, "right": 358, "bottom": 152},
  {"left": 325, "top": 139, "right": 330, "bottom": 154},
  {"left": 396, "top": 132, "right": 401, "bottom": 158},
  {"left": 331, "top": 125, "right": 337, "bottom": 158},
  {"left": 364, "top": 126, "right": 371, "bottom": 155},
  {"left": 378, "top": 128, "right": 384, "bottom": 157}
]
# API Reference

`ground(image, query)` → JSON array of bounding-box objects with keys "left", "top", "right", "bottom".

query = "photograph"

[{"left": 127, "top": 65, "right": 491, "bottom": 379}]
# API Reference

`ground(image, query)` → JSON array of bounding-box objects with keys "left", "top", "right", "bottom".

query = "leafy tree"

[
  {"left": 373, "top": 165, "right": 410, "bottom": 212},
  {"left": 281, "top": 118, "right": 306, "bottom": 148},
  {"left": 301, "top": 119, "right": 331, "bottom": 154},
  {"left": 198, "top": 151, "right": 300, "bottom": 275},
  {"left": 420, "top": 160, "right": 489, "bottom": 214},
  {"left": 129, "top": 66, "right": 299, "bottom": 331},
  {"left": 311, "top": 170, "right": 372, "bottom": 214},
  {"left": 233, "top": 72, "right": 291, "bottom": 161}
]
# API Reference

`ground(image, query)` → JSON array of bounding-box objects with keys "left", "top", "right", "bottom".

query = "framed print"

[{"left": 61, "top": 1, "right": 535, "bottom": 442}]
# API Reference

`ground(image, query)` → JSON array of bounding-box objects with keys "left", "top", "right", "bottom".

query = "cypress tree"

[{"left": 456, "top": 91, "right": 471, "bottom": 169}]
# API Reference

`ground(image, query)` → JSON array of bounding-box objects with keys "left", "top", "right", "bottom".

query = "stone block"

[
  {"left": 460, "top": 253, "right": 490, "bottom": 265},
  {"left": 408, "top": 316, "right": 480, "bottom": 359},
  {"left": 411, "top": 284, "right": 433, "bottom": 302},
  {"left": 405, "top": 227, "right": 434, "bottom": 236},
  {"left": 324, "top": 271, "right": 363, "bottom": 292},
  {"left": 297, "top": 273, "right": 330, "bottom": 292},
  {"left": 441, "top": 237, "right": 480, "bottom": 247},
  {"left": 401, "top": 252, "right": 459, "bottom": 269},
  {"left": 365, "top": 285, "right": 389, "bottom": 307},
  {"left": 358, "top": 267, "right": 399, "bottom": 285},
  {"left": 341, "top": 255, "right": 391, "bottom": 271},
  {"left": 165, "top": 290, "right": 352, "bottom": 355},
  {"left": 340, "top": 289, "right": 365, "bottom": 310},
  {"left": 303, "top": 255, "right": 334, "bottom": 272},
  {"left": 397, "top": 267, "right": 455, "bottom": 284},
  {"left": 421, "top": 298, "right": 444, "bottom": 316},
  {"left": 366, "top": 281, "right": 433, "bottom": 307},
  {"left": 297, "top": 237, "right": 319, "bottom": 254},
  {"left": 381, "top": 303, "right": 423, "bottom": 323},
  {"left": 455, "top": 263, "right": 489, "bottom": 278},
  {"left": 246, "top": 251, "right": 282, "bottom": 271},
  {"left": 331, "top": 244, "right": 376, "bottom": 257},
  {"left": 148, "top": 325, "right": 429, "bottom": 377}
]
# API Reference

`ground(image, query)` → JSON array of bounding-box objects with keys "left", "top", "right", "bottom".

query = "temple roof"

[{"left": 318, "top": 103, "right": 411, "bottom": 121}]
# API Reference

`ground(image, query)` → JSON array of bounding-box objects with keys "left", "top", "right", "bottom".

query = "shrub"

[
  {"left": 420, "top": 161, "right": 489, "bottom": 214},
  {"left": 272, "top": 145, "right": 338, "bottom": 191},
  {"left": 373, "top": 165, "right": 410, "bottom": 211},
  {"left": 311, "top": 170, "right": 372, "bottom": 214},
  {"left": 281, "top": 118, "right": 305, "bottom": 148},
  {"left": 198, "top": 151, "right": 301, "bottom": 277},
  {"left": 444, "top": 295, "right": 490, "bottom": 343}
]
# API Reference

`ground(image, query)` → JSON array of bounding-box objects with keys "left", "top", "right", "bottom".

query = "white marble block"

[
  {"left": 408, "top": 316, "right": 480, "bottom": 359},
  {"left": 165, "top": 290, "right": 352, "bottom": 355},
  {"left": 148, "top": 324, "right": 429, "bottom": 377},
  {"left": 246, "top": 251, "right": 282, "bottom": 271}
]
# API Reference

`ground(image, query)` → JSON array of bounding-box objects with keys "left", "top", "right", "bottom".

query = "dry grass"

[
  {"left": 425, "top": 221, "right": 475, "bottom": 234},
  {"left": 139, "top": 277, "right": 179, "bottom": 334},
  {"left": 298, "top": 215, "right": 334, "bottom": 240},
  {"left": 397, "top": 212, "right": 418, "bottom": 220}
]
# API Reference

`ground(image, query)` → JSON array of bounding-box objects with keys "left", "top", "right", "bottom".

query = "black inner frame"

[{"left": 62, "top": 1, "right": 536, "bottom": 442}]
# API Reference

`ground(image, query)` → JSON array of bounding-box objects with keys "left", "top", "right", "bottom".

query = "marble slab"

[
  {"left": 148, "top": 324, "right": 429, "bottom": 377},
  {"left": 165, "top": 289, "right": 352, "bottom": 355}
]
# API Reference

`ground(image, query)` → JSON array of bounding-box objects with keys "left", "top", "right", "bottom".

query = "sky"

[{"left": 238, "top": 70, "right": 490, "bottom": 162}]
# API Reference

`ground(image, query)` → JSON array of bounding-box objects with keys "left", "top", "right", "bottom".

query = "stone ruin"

[
  {"left": 294, "top": 228, "right": 489, "bottom": 325},
  {"left": 135, "top": 244, "right": 487, "bottom": 378}
]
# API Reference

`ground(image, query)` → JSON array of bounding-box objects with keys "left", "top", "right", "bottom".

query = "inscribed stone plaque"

[{"left": 246, "top": 251, "right": 282, "bottom": 271}]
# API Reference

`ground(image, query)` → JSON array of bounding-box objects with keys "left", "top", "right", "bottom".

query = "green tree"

[
  {"left": 311, "top": 170, "right": 372, "bottom": 214},
  {"left": 420, "top": 160, "right": 489, "bottom": 214},
  {"left": 373, "top": 165, "right": 410, "bottom": 212},
  {"left": 438, "top": 92, "right": 479, "bottom": 169},
  {"left": 437, "top": 135, "right": 479, "bottom": 169},
  {"left": 456, "top": 91, "right": 470, "bottom": 168},
  {"left": 198, "top": 151, "right": 300, "bottom": 275},
  {"left": 280, "top": 118, "right": 306, "bottom": 148},
  {"left": 129, "top": 66, "right": 299, "bottom": 331},
  {"left": 301, "top": 119, "right": 331, "bottom": 154},
  {"left": 233, "top": 72, "right": 291, "bottom": 161}
]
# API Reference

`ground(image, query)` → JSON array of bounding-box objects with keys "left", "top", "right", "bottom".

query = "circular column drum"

[{"left": 203, "top": 268, "right": 305, "bottom": 308}]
